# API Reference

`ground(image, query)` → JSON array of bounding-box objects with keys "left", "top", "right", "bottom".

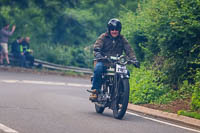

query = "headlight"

[{"left": 119, "top": 56, "right": 126, "bottom": 64}]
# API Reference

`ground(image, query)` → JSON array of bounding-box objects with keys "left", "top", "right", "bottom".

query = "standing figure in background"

[
  {"left": 21, "top": 37, "right": 34, "bottom": 67},
  {"left": 0, "top": 24, "right": 16, "bottom": 65}
]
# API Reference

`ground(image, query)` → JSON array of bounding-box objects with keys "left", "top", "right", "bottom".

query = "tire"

[
  {"left": 113, "top": 79, "right": 129, "bottom": 119},
  {"left": 95, "top": 104, "right": 105, "bottom": 114}
]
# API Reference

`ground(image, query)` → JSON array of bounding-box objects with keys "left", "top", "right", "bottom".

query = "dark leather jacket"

[{"left": 93, "top": 32, "right": 137, "bottom": 61}]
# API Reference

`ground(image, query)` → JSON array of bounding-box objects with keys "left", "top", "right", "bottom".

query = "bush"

[
  {"left": 191, "top": 69, "right": 200, "bottom": 112},
  {"left": 129, "top": 65, "right": 167, "bottom": 104},
  {"left": 178, "top": 110, "right": 200, "bottom": 120},
  {"left": 33, "top": 43, "right": 93, "bottom": 68},
  {"left": 156, "top": 80, "right": 193, "bottom": 104},
  {"left": 120, "top": 0, "right": 200, "bottom": 88},
  {"left": 129, "top": 64, "right": 194, "bottom": 104}
]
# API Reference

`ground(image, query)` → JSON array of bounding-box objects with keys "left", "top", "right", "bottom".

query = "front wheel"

[
  {"left": 113, "top": 79, "right": 129, "bottom": 119},
  {"left": 95, "top": 104, "right": 105, "bottom": 114}
]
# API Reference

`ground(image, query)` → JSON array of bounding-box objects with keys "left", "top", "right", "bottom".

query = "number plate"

[{"left": 116, "top": 64, "right": 127, "bottom": 73}]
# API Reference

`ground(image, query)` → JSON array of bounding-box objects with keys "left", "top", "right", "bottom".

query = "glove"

[
  {"left": 129, "top": 60, "right": 140, "bottom": 68},
  {"left": 134, "top": 61, "right": 140, "bottom": 68},
  {"left": 95, "top": 52, "right": 103, "bottom": 59}
]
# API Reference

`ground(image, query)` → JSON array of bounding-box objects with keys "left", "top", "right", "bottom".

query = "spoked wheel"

[
  {"left": 95, "top": 104, "right": 105, "bottom": 114},
  {"left": 113, "top": 79, "right": 130, "bottom": 119}
]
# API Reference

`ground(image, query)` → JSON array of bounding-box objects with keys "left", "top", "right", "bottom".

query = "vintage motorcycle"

[{"left": 88, "top": 55, "right": 138, "bottom": 119}]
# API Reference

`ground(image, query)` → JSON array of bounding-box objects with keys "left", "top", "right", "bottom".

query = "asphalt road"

[{"left": 0, "top": 70, "right": 199, "bottom": 133}]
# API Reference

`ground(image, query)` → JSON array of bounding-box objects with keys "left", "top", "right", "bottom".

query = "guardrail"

[
  {"left": 9, "top": 54, "right": 93, "bottom": 74},
  {"left": 34, "top": 59, "right": 93, "bottom": 74}
]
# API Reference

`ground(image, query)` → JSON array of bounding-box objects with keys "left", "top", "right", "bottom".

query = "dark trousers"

[
  {"left": 13, "top": 53, "right": 26, "bottom": 67},
  {"left": 24, "top": 52, "right": 34, "bottom": 67},
  {"left": 92, "top": 62, "right": 106, "bottom": 91}
]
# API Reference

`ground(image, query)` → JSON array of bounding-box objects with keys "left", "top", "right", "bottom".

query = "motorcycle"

[{"left": 88, "top": 55, "right": 138, "bottom": 119}]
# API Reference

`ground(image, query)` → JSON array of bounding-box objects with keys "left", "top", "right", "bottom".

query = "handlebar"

[
  {"left": 95, "top": 56, "right": 140, "bottom": 68},
  {"left": 128, "top": 60, "right": 140, "bottom": 68}
]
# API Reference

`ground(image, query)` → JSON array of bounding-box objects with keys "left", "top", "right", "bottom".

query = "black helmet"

[{"left": 107, "top": 18, "right": 122, "bottom": 32}]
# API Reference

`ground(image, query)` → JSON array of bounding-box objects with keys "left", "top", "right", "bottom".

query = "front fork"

[
  {"left": 111, "top": 72, "right": 129, "bottom": 110},
  {"left": 110, "top": 74, "right": 120, "bottom": 110}
]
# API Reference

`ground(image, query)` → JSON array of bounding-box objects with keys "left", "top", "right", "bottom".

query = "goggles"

[{"left": 110, "top": 26, "right": 120, "bottom": 31}]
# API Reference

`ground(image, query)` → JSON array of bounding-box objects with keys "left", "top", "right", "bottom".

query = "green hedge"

[
  {"left": 121, "top": 0, "right": 200, "bottom": 89},
  {"left": 191, "top": 69, "right": 200, "bottom": 112},
  {"left": 178, "top": 110, "right": 200, "bottom": 120},
  {"left": 129, "top": 65, "right": 168, "bottom": 104},
  {"left": 33, "top": 43, "right": 93, "bottom": 68},
  {"left": 129, "top": 65, "right": 194, "bottom": 105}
]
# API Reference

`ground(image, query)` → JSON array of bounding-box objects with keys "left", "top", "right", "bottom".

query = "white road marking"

[
  {"left": 127, "top": 111, "right": 200, "bottom": 133},
  {"left": 1, "top": 80, "right": 18, "bottom": 83},
  {"left": 67, "top": 83, "right": 91, "bottom": 87},
  {"left": 1, "top": 80, "right": 65, "bottom": 86},
  {"left": 0, "top": 79, "right": 91, "bottom": 87},
  {"left": 22, "top": 80, "right": 66, "bottom": 86},
  {"left": 0, "top": 123, "right": 18, "bottom": 133}
]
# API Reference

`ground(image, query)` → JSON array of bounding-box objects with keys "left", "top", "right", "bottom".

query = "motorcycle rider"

[{"left": 89, "top": 18, "right": 140, "bottom": 101}]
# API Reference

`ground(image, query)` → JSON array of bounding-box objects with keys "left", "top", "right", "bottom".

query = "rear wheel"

[
  {"left": 113, "top": 79, "right": 129, "bottom": 119},
  {"left": 95, "top": 85, "right": 106, "bottom": 114}
]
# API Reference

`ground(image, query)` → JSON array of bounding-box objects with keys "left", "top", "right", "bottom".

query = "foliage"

[
  {"left": 129, "top": 64, "right": 194, "bottom": 105},
  {"left": 129, "top": 65, "right": 168, "bottom": 104},
  {"left": 0, "top": 0, "right": 140, "bottom": 68},
  {"left": 120, "top": 0, "right": 200, "bottom": 87},
  {"left": 120, "top": 0, "right": 200, "bottom": 112},
  {"left": 178, "top": 110, "right": 200, "bottom": 120},
  {"left": 191, "top": 69, "right": 200, "bottom": 112},
  {"left": 155, "top": 80, "right": 193, "bottom": 104},
  {"left": 33, "top": 43, "right": 93, "bottom": 68}
]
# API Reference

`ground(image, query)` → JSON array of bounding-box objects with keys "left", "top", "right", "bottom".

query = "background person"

[
  {"left": 0, "top": 24, "right": 16, "bottom": 65},
  {"left": 11, "top": 37, "right": 26, "bottom": 67},
  {"left": 21, "top": 37, "right": 34, "bottom": 67}
]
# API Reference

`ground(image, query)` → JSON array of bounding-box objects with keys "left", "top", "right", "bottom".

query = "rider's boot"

[
  {"left": 89, "top": 93, "right": 97, "bottom": 101},
  {"left": 88, "top": 89, "right": 98, "bottom": 101}
]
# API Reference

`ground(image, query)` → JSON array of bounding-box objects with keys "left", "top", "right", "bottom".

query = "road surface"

[{"left": 0, "top": 70, "right": 199, "bottom": 133}]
